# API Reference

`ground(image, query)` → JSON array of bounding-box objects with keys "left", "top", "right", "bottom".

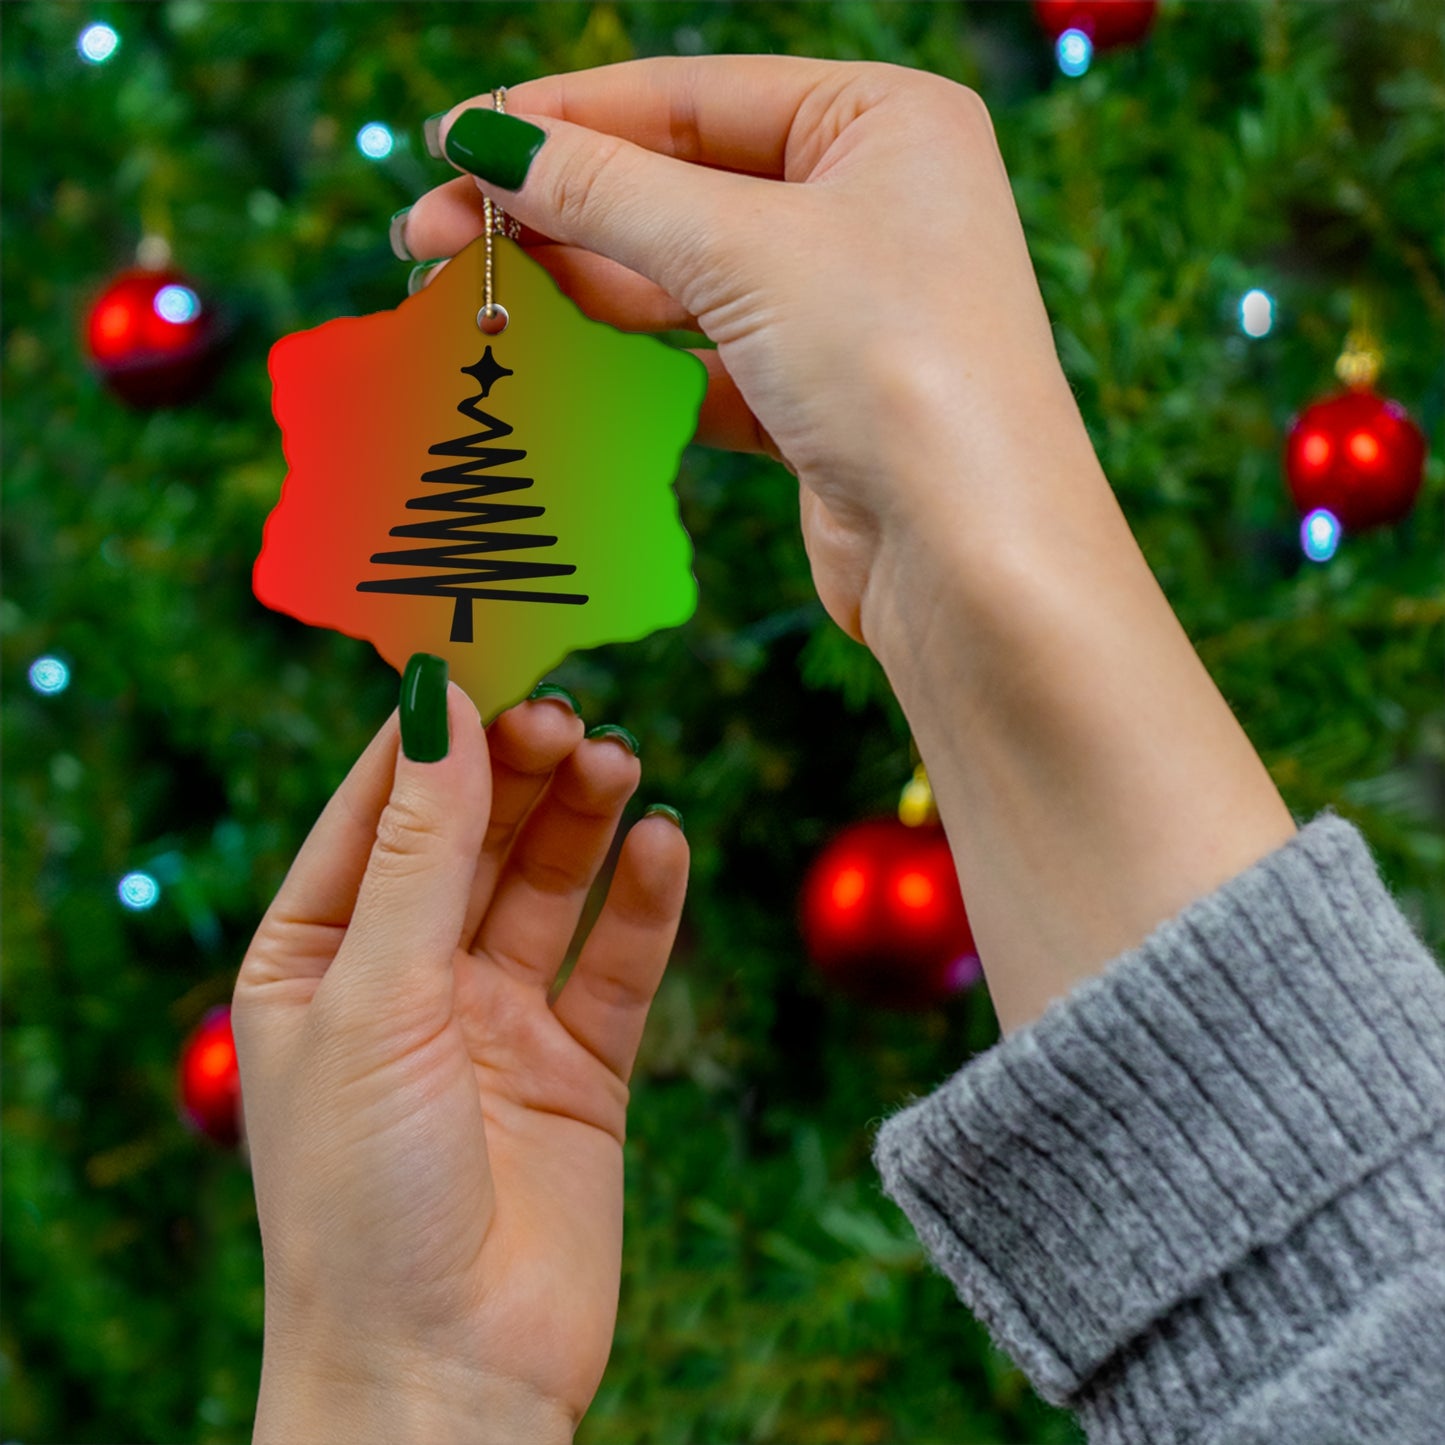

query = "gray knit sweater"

[{"left": 871, "top": 811, "right": 1445, "bottom": 1444}]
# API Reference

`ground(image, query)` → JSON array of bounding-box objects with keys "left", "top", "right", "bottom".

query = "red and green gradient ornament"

[
  {"left": 800, "top": 766, "right": 980, "bottom": 1011},
  {"left": 256, "top": 228, "right": 706, "bottom": 721}
]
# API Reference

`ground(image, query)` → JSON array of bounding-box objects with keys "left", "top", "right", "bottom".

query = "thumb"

[
  {"left": 327, "top": 655, "right": 489, "bottom": 1030},
  {"left": 439, "top": 101, "right": 759, "bottom": 319}
]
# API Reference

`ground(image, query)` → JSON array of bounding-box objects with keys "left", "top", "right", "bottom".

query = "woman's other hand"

[{"left": 233, "top": 667, "right": 687, "bottom": 1442}]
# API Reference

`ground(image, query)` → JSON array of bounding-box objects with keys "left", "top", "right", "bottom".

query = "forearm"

[{"left": 861, "top": 383, "right": 1297, "bottom": 1035}]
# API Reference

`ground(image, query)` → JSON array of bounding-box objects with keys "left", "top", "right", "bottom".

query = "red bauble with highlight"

[
  {"left": 1284, "top": 389, "right": 1426, "bottom": 532},
  {"left": 800, "top": 818, "right": 980, "bottom": 1011},
  {"left": 85, "top": 267, "right": 220, "bottom": 407},
  {"left": 178, "top": 1005, "right": 242, "bottom": 1148},
  {"left": 1033, "top": 0, "right": 1158, "bottom": 49}
]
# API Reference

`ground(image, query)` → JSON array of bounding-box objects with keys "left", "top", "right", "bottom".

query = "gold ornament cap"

[
  {"left": 1334, "top": 329, "right": 1382, "bottom": 390},
  {"left": 898, "top": 764, "right": 938, "bottom": 827}
]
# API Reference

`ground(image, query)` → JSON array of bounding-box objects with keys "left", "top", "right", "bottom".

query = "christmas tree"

[
  {"left": 356, "top": 348, "right": 589, "bottom": 645},
  {"left": 3, "top": 4, "right": 1439, "bottom": 1443}
]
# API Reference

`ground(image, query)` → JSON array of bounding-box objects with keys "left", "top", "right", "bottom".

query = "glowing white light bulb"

[
  {"left": 119, "top": 871, "right": 161, "bottom": 910},
  {"left": 1301, "top": 508, "right": 1341, "bottom": 563},
  {"left": 1057, "top": 28, "right": 1093, "bottom": 77},
  {"left": 1240, "top": 288, "right": 1274, "bottom": 338},
  {"left": 29, "top": 656, "right": 71, "bottom": 694},
  {"left": 79, "top": 23, "right": 120, "bottom": 64},
  {"left": 357, "top": 123, "right": 395, "bottom": 160},
  {"left": 154, "top": 284, "right": 201, "bottom": 324}
]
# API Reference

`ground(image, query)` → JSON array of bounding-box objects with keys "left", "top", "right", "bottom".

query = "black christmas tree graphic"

[{"left": 356, "top": 346, "right": 588, "bottom": 643}]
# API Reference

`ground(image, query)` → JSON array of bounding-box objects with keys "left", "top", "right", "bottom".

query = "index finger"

[{"left": 451, "top": 53, "right": 848, "bottom": 181}]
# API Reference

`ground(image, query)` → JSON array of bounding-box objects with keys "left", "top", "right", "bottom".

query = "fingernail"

[
  {"left": 585, "top": 723, "right": 639, "bottom": 757},
  {"left": 644, "top": 803, "right": 685, "bottom": 834},
  {"left": 407, "top": 258, "right": 448, "bottom": 296},
  {"left": 443, "top": 106, "right": 546, "bottom": 191},
  {"left": 388, "top": 206, "right": 413, "bottom": 261},
  {"left": 423, "top": 112, "right": 446, "bottom": 160},
  {"left": 400, "top": 653, "right": 450, "bottom": 762},
  {"left": 528, "top": 682, "right": 582, "bottom": 716}
]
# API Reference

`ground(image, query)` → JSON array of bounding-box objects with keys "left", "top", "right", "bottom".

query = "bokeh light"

[
  {"left": 118, "top": 872, "right": 161, "bottom": 910},
  {"left": 1300, "top": 432, "right": 1331, "bottom": 470},
  {"left": 1348, "top": 430, "right": 1380, "bottom": 466},
  {"left": 946, "top": 953, "right": 983, "bottom": 992},
  {"left": 1301, "top": 508, "right": 1341, "bottom": 563},
  {"left": 1240, "top": 288, "right": 1274, "bottom": 338},
  {"left": 830, "top": 865, "right": 867, "bottom": 911},
  {"left": 28, "top": 656, "right": 71, "bottom": 694},
  {"left": 1057, "top": 29, "right": 1093, "bottom": 77},
  {"left": 356, "top": 122, "right": 394, "bottom": 159},
  {"left": 895, "top": 871, "right": 936, "bottom": 911},
  {"left": 78, "top": 23, "right": 119, "bottom": 64},
  {"left": 153, "top": 284, "right": 201, "bottom": 324}
]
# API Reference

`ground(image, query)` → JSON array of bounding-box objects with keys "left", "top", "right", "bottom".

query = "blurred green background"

[{"left": 3, "top": 2, "right": 1441, "bottom": 1442}]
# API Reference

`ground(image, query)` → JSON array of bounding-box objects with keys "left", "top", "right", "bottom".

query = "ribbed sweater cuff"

[{"left": 871, "top": 812, "right": 1445, "bottom": 1418}]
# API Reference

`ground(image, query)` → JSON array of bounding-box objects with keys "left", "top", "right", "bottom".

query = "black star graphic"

[{"left": 460, "top": 346, "right": 514, "bottom": 398}]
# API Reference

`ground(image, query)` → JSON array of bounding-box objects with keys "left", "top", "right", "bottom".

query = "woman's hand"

[
  {"left": 233, "top": 669, "right": 687, "bottom": 1442},
  {"left": 403, "top": 59, "right": 1295, "bottom": 1036},
  {"left": 401, "top": 56, "right": 1089, "bottom": 644}
]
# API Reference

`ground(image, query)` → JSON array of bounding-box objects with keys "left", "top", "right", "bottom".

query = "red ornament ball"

[
  {"left": 800, "top": 818, "right": 980, "bottom": 1011},
  {"left": 85, "top": 266, "right": 220, "bottom": 407},
  {"left": 178, "top": 1005, "right": 242, "bottom": 1148},
  {"left": 1284, "top": 389, "right": 1426, "bottom": 532},
  {"left": 1033, "top": 0, "right": 1158, "bottom": 49}
]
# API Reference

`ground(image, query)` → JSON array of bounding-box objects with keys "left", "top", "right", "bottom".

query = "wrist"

[
  {"left": 254, "top": 1340, "right": 575, "bottom": 1445},
  {"left": 857, "top": 375, "right": 1121, "bottom": 679},
  {"left": 856, "top": 400, "right": 1294, "bottom": 1034},
  {"left": 855, "top": 337, "right": 1105, "bottom": 643}
]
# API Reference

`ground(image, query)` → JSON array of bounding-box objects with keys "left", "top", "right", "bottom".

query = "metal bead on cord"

[{"left": 478, "top": 86, "right": 521, "bottom": 335}]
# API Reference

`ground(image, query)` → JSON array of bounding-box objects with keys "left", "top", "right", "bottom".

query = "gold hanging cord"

[{"left": 479, "top": 87, "right": 522, "bottom": 334}]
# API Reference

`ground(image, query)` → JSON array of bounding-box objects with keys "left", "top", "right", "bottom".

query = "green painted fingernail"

[
  {"left": 585, "top": 723, "right": 639, "bottom": 756},
  {"left": 423, "top": 112, "right": 446, "bottom": 160},
  {"left": 407, "top": 258, "right": 448, "bottom": 296},
  {"left": 400, "top": 653, "right": 449, "bottom": 762},
  {"left": 388, "top": 206, "right": 413, "bottom": 262},
  {"left": 443, "top": 106, "right": 546, "bottom": 191},
  {"left": 644, "top": 804, "right": 684, "bottom": 834},
  {"left": 528, "top": 682, "right": 582, "bottom": 716}
]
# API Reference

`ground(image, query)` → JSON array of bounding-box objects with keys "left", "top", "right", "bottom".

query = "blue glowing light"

[
  {"left": 1057, "top": 28, "right": 1093, "bottom": 77},
  {"left": 356, "top": 123, "right": 395, "bottom": 159},
  {"left": 1301, "top": 508, "right": 1341, "bottom": 563},
  {"left": 154, "top": 284, "right": 201, "bottom": 324},
  {"left": 1240, "top": 288, "right": 1274, "bottom": 338},
  {"left": 946, "top": 953, "right": 983, "bottom": 993},
  {"left": 78, "top": 23, "right": 120, "bottom": 64},
  {"left": 29, "top": 657, "right": 70, "bottom": 694},
  {"left": 118, "top": 871, "right": 161, "bottom": 910}
]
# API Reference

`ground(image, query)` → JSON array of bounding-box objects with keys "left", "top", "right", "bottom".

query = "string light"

[
  {"left": 1301, "top": 508, "right": 1341, "bottom": 563},
  {"left": 945, "top": 952, "right": 983, "bottom": 992},
  {"left": 153, "top": 284, "right": 201, "bottom": 324},
  {"left": 118, "top": 871, "right": 161, "bottom": 910},
  {"left": 1057, "top": 28, "right": 1093, "bottom": 77},
  {"left": 28, "top": 656, "right": 70, "bottom": 694},
  {"left": 1240, "top": 289, "right": 1274, "bottom": 338},
  {"left": 356, "top": 122, "right": 395, "bottom": 160},
  {"left": 78, "top": 23, "right": 120, "bottom": 64}
]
